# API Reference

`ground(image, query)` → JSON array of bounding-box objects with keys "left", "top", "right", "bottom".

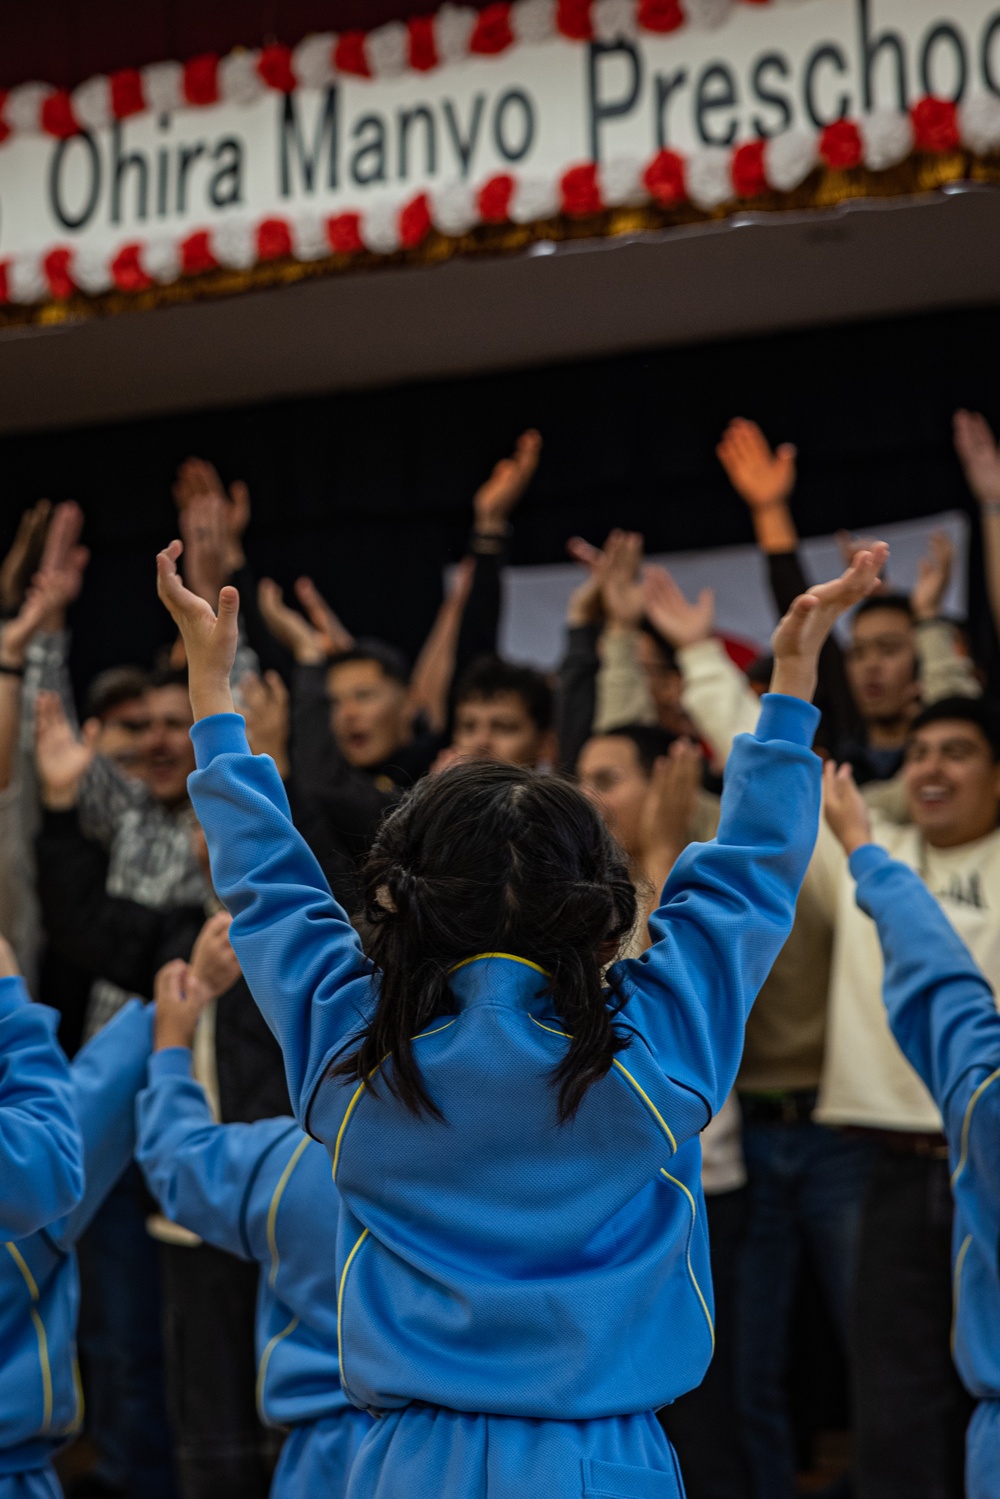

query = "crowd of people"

[{"left": 1, "top": 406, "right": 1000, "bottom": 1499}]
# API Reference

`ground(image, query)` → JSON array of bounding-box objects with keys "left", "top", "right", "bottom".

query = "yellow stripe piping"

[
  {"left": 332, "top": 1019, "right": 458, "bottom": 1184},
  {"left": 266, "top": 1135, "right": 311, "bottom": 1289},
  {"left": 63, "top": 1355, "right": 84, "bottom": 1436},
  {"left": 951, "top": 1067, "right": 1000, "bottom": 1188},
  {"left": 337, "top": 1228, "right": 370, "bottom": 1401},
  {"left": 255, "top": 1315, "right": 300, "bottom": 1419},
  {"left": 448, "top": 952, "right": 551, "bottom": 977},
  {"left": 6, "top": 1244, "right": 52, "bottom": 1432},
  {"left": 952, "top": 1234, "right": 973, "bottom": 1357},
  {"left": 530, "top": 1017, "right": 677, "bottom": 1155},
  {"left": 660, "top": 1170, "right": 716, "bottom": 1353}
]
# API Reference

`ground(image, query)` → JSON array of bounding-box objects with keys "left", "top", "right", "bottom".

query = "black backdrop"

[{"left": 2, "top": 300, "right": 999, "bottom": 700}]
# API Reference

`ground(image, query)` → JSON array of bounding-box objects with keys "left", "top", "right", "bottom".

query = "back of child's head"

[{"left": 338, "top": 760, "right": 638, "bottom": 1120}]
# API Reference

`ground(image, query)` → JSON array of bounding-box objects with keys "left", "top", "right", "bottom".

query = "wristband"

[
  {"left": 0, "top": 661, "right": 25, "bottom": 677},
  {"left": 469, "top": 527, "right": 510, "bottom": 556}
]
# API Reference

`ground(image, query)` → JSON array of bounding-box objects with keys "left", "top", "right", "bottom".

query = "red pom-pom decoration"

[
  {"left": 0, "top": 93, "right": 9, "bottom": 145},
  {"left": 0, "top": 263, "right": 9, "bottom": 304},
  {"left": 637, "top": 0, "right": 683, "bottom": 33},
  {"left": 643, "top": 148, "right": 686, "bottom": 205},
  {"left": 399, "top": 193, "right": 432, "bottom": 248},
  {"left": 408, "top": 16, "right": 439, "bottom": 71},
  {"left": 41, "top": 90, "right": 79, "bottom": 139},
  {"left": 556, "top": 0, "right": 593, "bottom": 41},
  {"left": 183, "top": 54, "right": 220, "bottom": 107},
  {"left": 110, "top": 69, "right": 145, "bottom": 120},
  {"left": 478, "top": 174, "right": 515, "bottom": 222},
  {"left": 335, "top": 33, "right": 371, "bottom": 78},
  {"left": 470, "top": 3, "right": 514, "bottom": 54},
  {"left": 731, "top": 138, "right": 767, "bottom": 197},
  {"left": 180, "top": 230, "right": 218, "bottom": 276},
  {"left": 819, "top": 118, "right": 863, "bottom": 169},
  {"left": 327, "top": 214, "right": 365, "bottom": 254},
  {"left": 561, "top": 162, "right": 603, "bottom": 216},
  {"left": 258, "top": 44, "right": 296, "bottom": 93},
  {"left": 911, "top": 96, "right": 960, "bottom": 153},
  {"left": 111, "top": 244, "right": 153, "bottom": 293},
  {"left": 43, "top": 248, "right": 74, "bottom": 300},
  {"left": 257, "top": 218, "right": 293, "bottom": 261}
]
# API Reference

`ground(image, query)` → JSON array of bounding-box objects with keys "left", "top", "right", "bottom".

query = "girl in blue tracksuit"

[
  {"left": 0, "top": 985, "right": 151, "bottom": 1499},
  {"left": 825, "top": 763, "right": 1000, "bottom": 1499},
  {"left": 157, "top": 538, "right": 884, "bottom": 1499},
  {"left": 134, "top": 961, "right": 372, "bottom": 1499},
  {"left": 0, "top": 959, "right": 83, "bottom": 1245}
]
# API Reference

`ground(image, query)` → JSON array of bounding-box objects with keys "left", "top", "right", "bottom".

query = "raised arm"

[
  {"left": 615, "top": 548, "right": 887, "bottom": 1130},
  {"left": 909, "top": 530, "right": 981, "bottom": 703},
  {"left": 0, "top": 941, "right": 83, "bottom": 1238},
  {"left": 954, "top": 409, "right": 1000, "bottom": 645}
]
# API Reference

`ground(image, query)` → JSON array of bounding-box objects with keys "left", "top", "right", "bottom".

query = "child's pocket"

[{"left": 581, "top": 1456, "right": 684, "bottom": 1498}]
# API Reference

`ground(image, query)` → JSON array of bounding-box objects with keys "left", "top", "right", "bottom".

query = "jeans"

[
  {"left": 734, "top": 1117, "right": 873, "bottom": 1499},
  {"left": 77, "top": 1166, "right": 176, "bottom": 1499},
  {"left": 853, "top": 1150, "right": 974, "bottom": 1499}
]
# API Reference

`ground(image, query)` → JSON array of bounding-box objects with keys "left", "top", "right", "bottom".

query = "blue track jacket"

[
  {"left": 0, "top": 977, "right": 83, "bottom": 1243},
  {"left": 852, "top": 843, "right": 1000, "bottom": 1401},
  {"left": 135, "top": 1047, "right": 361, "bottom": 1432},
  {"left": 188, "top": 695, "right": 820, "bottom": 1419},
  {"left": 0, "top": 996, "right": 151, "bottom": 1475}
]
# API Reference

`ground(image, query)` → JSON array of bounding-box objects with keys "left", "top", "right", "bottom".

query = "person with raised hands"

[
  {"left": 823, "top": 760, "right": 1000, "bottom": 1499},
  {"left": 157, "top": 526, "right": 882, "bottom": 1499},
  {"left": 136, "top": 957, "right": 372, "bottom": 1499}
]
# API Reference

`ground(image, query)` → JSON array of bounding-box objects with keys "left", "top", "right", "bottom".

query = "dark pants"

[
  {"left": 160, "top": 1240, "right": 280, "bottom": 1499},
  {"left": 660, "top": 1187, "right": 751, "bottom": 1499},
  {"left": 734, "top": 1118, "right": 873, "bottom": 1499},
  {"left": 853, "top": 1150, "right": 974, "bottom": 1499},
  {"left": 77, "top": 1167, "right": 177, "bottom": 1499}
]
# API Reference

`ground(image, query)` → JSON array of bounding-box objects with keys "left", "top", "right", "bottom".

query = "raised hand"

[
  {"left": 565, "top": 532, "right": 615, "bottom": 627},
  {"left": 474, "top": 430, "right": 542, "bottom": 535},
  {"left": 173, "top": 458, "right": 250, "bottom": 574},
  {"left": 156, "top": 540, "right": 238, "bottom": 720},
  {"left": 717, "top": 418, "right": 797, "bottom": 509},
  {"left": 600, "top": 531, "right": 646, "bottom": 630},
  {"left": 0, "top": 499, "right": 51, "bottom": 615},
  {"left": 34, "top": 500, "right": 89, "bottom": 627},
  {"left": 0, "top": 563, "right": 84, "bottom": 669},
  {"left": 771, "top": 544, "right": 889, "bottom": 701},
  {"left": 642, "top": 565, "right": 714, "bottom": 649},
  {"left": 189, "top": 910, "right": 242, "bottom": 1000},
  {"left": 953, "top": 410, "right": 1000, "bottom": 507},
  {"left": 910, "top": 531, "right": 953, "bottom": 622},
  {"left": 823, "top": 760, "right": 872, "bottom": 856},
  {"left": 640, "top": 739, "right": 704, "bottom": 889},
  {"left": 34, "top": 690, "right": 94, "bottom": 809},
  {"left": 153, "top": 957, "right": 220, "bottom": 1053},
  {"left": 240, "top": 670, "right": 290, "bottom": 776},
  {"left": 293, "top": 577, "right": 354, "bottom": 656},
  {"left": 257, "top": 578, "right": 328, "bottom": 665},
  {"left": 179, "top": 492, "right": 230, "bottom": 606}
]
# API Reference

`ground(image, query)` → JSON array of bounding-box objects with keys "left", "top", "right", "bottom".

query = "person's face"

[
  {"left": 846, "top": 608, "right": 918, "bottom": 724},
  {"left": 451, "top": 692, "right": 547, "bottom": 768},
  {"left": 903, "top": 720, "right": 1000, "bottom": 848},
  {"left": 327, "top": 660, "right": 413, "bottom": 769},
  {"left": 576, "top": 735, "right": 649, "bottom": 857},
  {"left": 636, "top": 633, "right": 694, "bottom": 736},
  {"left": 140, "top": 685, "right": 195, "bottom": 806},
  {"left": 91, "top": 696, "right": 150, "bottom": 778}
]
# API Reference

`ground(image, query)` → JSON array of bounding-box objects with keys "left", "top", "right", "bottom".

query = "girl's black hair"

[{"left": 334, "top": 761, "right": 638, "bottom": 1121}]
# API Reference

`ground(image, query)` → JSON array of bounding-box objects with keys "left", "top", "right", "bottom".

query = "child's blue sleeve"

[
  {"left": 49, "top": 998, "right": 153, "bottom": 1251},
  {"left": 614, "top": 695, "right": 821, "bottom": 1132},
  {"left": 187, "top": 715, "right": 375, "bottom": 1129},
  {"left": 852, "top": 843, "right": 1000, "bottom": 1151},
  {"left": 0, "top": 976, "right": 84, "bottom": 1239},
  {"left": 136, "top": 1046, "right": 299, "bottom": 1259}
]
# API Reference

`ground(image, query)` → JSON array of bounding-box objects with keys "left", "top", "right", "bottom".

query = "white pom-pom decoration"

[
  {"left": 686, "top": 148, "right": 733, "bottom": 210},
  {"left": 600, "top": 155, "right": 647, "bottom": 206},
  {"left": 141, "top": 237, "right": 182, "bottom": 284},
  {"left": 367, "top": 21, "right": 410, "bottom": 78},
  {"left": 960, "top": 94, "right": 1000, "bottom": 155},
  {"left": 218, "top": 51, "right": 265, "bottom": 107},
  {"left": 435, "top": 4, "right": 477, "bottom": 64},
  {"left": 511, "top": 0, "right": 557, "bottom": 43},
  {"left": 593, "top": 0, "right": 638, "bottom": 43},
  {"left": 71, "top": 76, "right": 112, "bottom": 132},
  {"left": 430, "top": 180, "right": 479, "bottom": 235},
  {"left": 764, "top": 129, "right": 818, "bottom": 191},
  {"left": 6, "top": 83, "right": 51, "bottom": 135},
  {"left": 142, "top": 61, "right": 184, "bottom": 116},
  {"left": 860, "top": 110, "right": 914, "bottom": 171},
  {"left": 683, "top": 0, "right": 734, "bottom": 30},
  {"left": 360, "top": 200, "right": 403, "bottom": 254},
  {"left": 510, "top": 175, "right": 560, "bottom": 223},
  {"left": 212, "top": 218, "right": 257, "bottom": 270},
  {"left": 7, "top": 254, "right": 48, "bottom": 304},
  {"left": 73, "top": 246, "right": 114, "bottom": 296},
  {"left": 293, "top": 33, "right": 337, "bottom": 89},
  {"left": 290, "top": 210, "right": 331, "bottom": 261}
]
